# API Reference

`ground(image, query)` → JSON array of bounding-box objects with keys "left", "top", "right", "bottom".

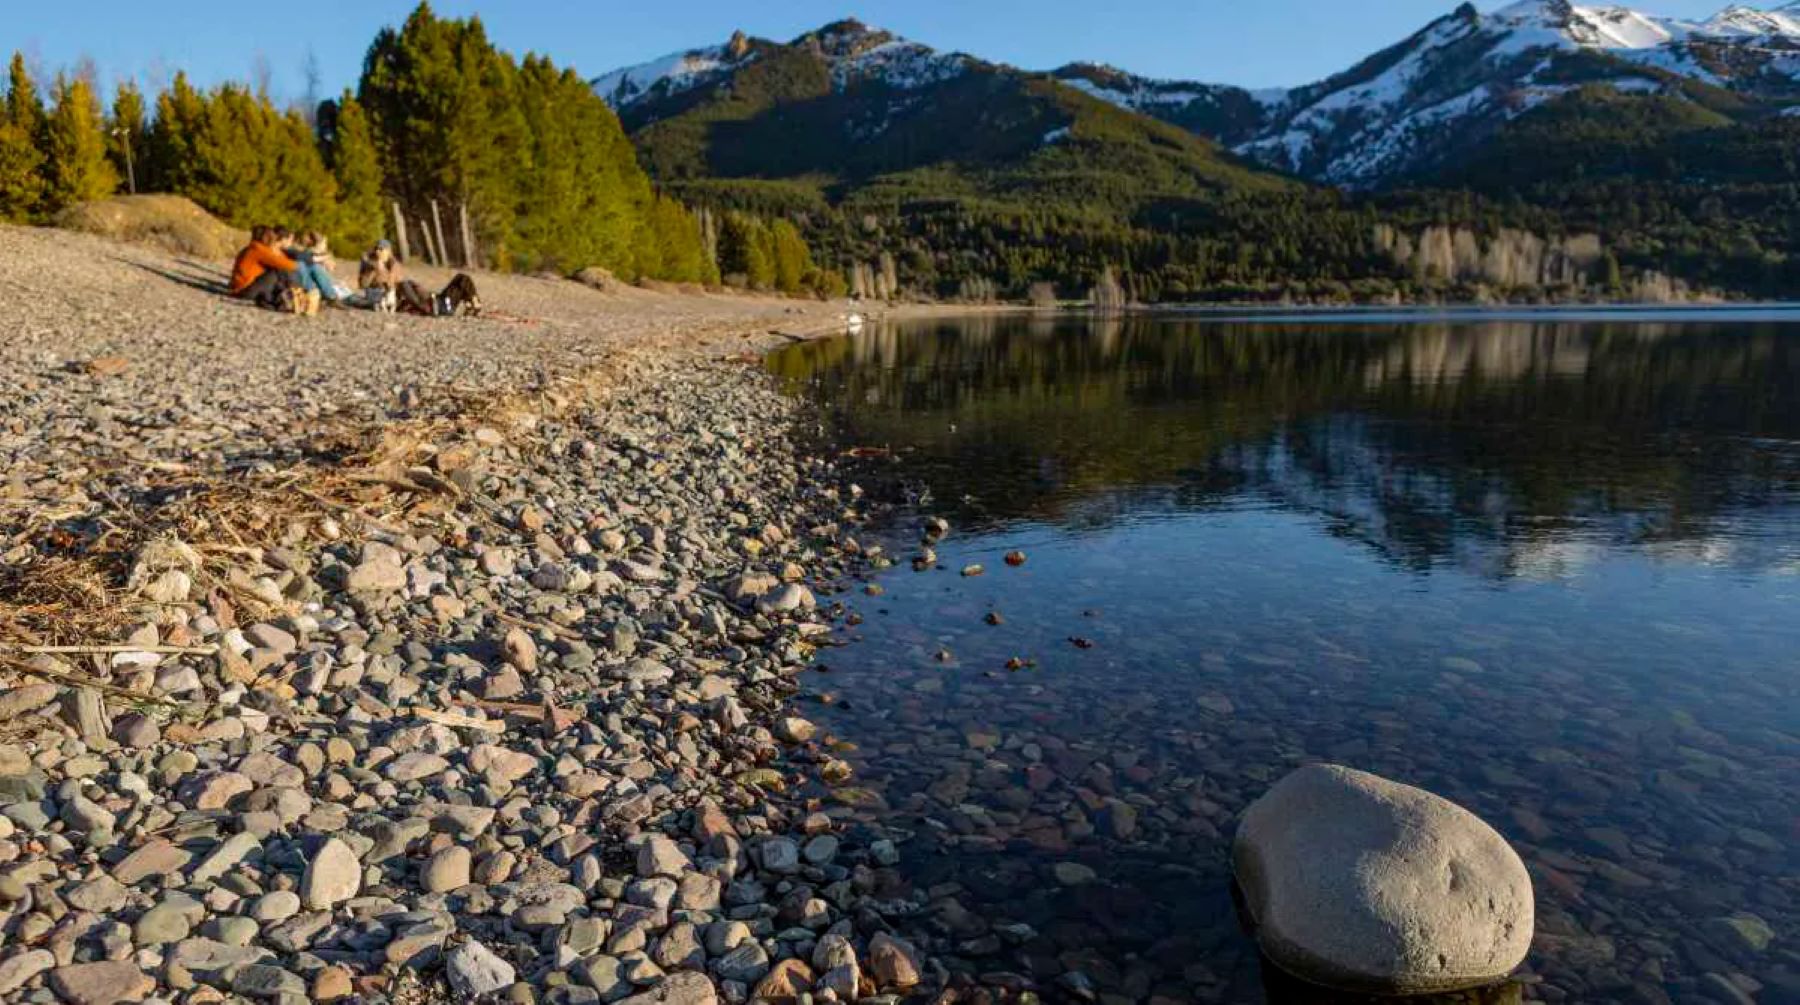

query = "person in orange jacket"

[
  {"left": 231, "top": 225, "right": 297, "bottom": 307},
  {"left": 231, "top": 225, "right": 321, "bottom": 313}
]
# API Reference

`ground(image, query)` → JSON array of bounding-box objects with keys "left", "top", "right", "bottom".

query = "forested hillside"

[
  {"left": 590, "top": 3, "right": 1800, "bottom": 304},
  {"left": 1411, "top": 88, "right": 1800, "bottom": 297},
  {"left": 0, "top": 4, "right": 779, "bottom": 286},
  {"left": 597, "top": 21, "right": 1706, "bottom": 304}
]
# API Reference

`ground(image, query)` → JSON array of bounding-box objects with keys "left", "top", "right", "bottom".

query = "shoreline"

[{"left": 0, "top": 225, "right": 953, "bottom": 1004}]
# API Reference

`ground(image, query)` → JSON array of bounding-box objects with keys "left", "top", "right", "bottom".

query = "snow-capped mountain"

[
  {"left": 592, "top": 21, "right": 975, "bottom": 114},
  {"left": 796, "top": 19, "right": 976, "bottom": 91},
  {"left": 1057, "top": 1, "right": 1800, "bottom": 185},
  {"left": 594, "top": 3, "right": 1800, "bottom": 189},
  {"left": 1700, "top": 3, "right": 1800, "bottom": 37}
]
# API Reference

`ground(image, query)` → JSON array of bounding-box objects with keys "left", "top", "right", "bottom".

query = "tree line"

[
  {"left": 708, "top": 208, "right": 846, "bottom": 297},
  {"left": 0, "top": 3, "right": 844, "bottom": 291}
]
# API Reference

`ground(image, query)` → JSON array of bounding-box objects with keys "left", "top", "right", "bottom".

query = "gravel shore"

[{"left": 0, "top": 224, "right": 941, "bottom": 1005}]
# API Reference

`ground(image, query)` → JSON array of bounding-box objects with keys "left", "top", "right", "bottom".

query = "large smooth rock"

[
  {"left": 49, "top": 961, "right": 154, "bottom": 1005},
  {"left": 445, "top": 940, "right": 515, "bottom": 997},
  {"left": 301, "top": 837, "right": 361, "bottom": 909},
  {"left": 1233, "top": 764, "right": 1534, "bottom": 995},
  {"left": 615, "top": 971, "right": 716, "bottom": 1005}
]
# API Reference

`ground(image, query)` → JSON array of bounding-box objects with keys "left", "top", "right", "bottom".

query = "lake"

[{"left": 767, "top": 313, "right": 1800, "bottom": 1005}]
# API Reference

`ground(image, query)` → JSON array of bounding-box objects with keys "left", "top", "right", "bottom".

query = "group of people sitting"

[{"left": 229, "top": 226, "right": 481, "bottom": 318}]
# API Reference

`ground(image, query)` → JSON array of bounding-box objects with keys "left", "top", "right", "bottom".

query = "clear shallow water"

[{"left": 768, "top": 315, "right": 1800, "bottom": 1005}]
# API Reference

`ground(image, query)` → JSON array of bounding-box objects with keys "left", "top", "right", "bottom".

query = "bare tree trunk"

[
  {"left": 420, "top": 219, "right": 439, "bottom": 268},
  {"left": 459, "top": 202, "right": 477, "bottom": 270},
  {"left": 391, "top": 203, "right": 412, "bottom": 262},
  {"left": 430, "top": 200, "right": 450, "bottom": 271}
]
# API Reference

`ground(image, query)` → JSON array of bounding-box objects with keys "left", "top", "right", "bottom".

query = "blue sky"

[{"left": 6, "top": 0, "right": 1738, "bottom": 99}]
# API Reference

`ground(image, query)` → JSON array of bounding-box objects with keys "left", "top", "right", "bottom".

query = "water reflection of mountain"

[{"left": 770, "top": 315, "right": 1800, "bottom": 578}]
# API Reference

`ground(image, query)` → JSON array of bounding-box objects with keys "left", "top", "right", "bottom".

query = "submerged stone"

[{"left": 1233, "top": 763, "right": 1533, "bottom": 995}]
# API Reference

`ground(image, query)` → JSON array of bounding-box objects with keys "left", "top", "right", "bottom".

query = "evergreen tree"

[
  {"left": 0, "top": 119, "right": 41, "bottom": 221},
  {"left": 268, "top": 105, "right": 339, "bottom": 227},
  {"left": 770, "top": 219, "right": 812, "bottom": 295},
  {"left": 359, "top": 3, "right": 529, "bottom": 266},
  {"left": 647, "top": 194, "right": 717, "bottom": 284},
  {"left": 147, "top": 72, "right": 205, "bottom": 193},
  {"left": 0, "top": 53, "right": 45, "bottom": 220},
  {"left": 41, "top": 73, "right": 117, "bottom": 211},
  {"left": 360, "top": 3, "right": 714, "bottom": 278},
  {"left": 5, "top": 54, "right": 44, "bottom": 138},
  {"left": 107, "top": 81, "right": 146, "bottom": 194},
  {"left": 719, "top": 212, "right": 776, "bottom": 289},
  {"left": 145, "top": 80, "right": 338, "bottom": 230},
  {"left": 322, "top": 91, "right": 385, "bottom": 250}
]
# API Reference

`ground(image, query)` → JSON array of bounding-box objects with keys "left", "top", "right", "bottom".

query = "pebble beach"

[{"left": 0, "top": 224, "right": 946, "bottom": 1005}]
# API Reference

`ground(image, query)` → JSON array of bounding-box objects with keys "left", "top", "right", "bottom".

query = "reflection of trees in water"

[
  {"left": 771, "top": 315, "right": 1800, "bottom": 578},
  {"left": 1198, "top": 413, "right": 1800, "bottom": 578}
]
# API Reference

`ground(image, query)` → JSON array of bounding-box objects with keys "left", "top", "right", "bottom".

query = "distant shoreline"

[{"left": 880, "top": 301, "right": 1800, "bottom": 324}]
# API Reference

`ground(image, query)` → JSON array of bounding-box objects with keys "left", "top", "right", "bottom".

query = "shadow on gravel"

[{"left": 116, "top": 255, "right": 230, "bottom": 296}]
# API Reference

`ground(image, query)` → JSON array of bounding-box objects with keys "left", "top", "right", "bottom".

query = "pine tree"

[
  {"left": 147, "top": 72, "right": 205, "bottom": 193},
  {"left": 647, "top": 194, "right": 717, "bottom": 284},
  {"left": 323, "top": 92, "right": 384, "bottom": 251},
  {"left": 5, "top": 54, "right": 44, "bottom": 137},
  {"left": 770, "top": 219, "right": 813, "bottom": 295},
  {"left": 140, "top": 80, "right": 340, "bottom": 231},
  {"left": 41, "top": 73, "right": 117, "bottom": 211},
  {"left": 359, "top": 3, "right": 714, "bottom": 279},
  {"left": 108, "top": 81, "right": 146, "bottom": 194},
  {"left": 718, "top": 212, "right": 778, "bottom": 289},
  {"left": 184, "top": 84, "right": 276, "bottom": 222},
  {"left": 0, "top": 119, "right": 42, "bottom": 221},
  {"left": 360, "top": 4, "right": 529, "bottom": 266},
  {"left": 269, "top": 106, "right": 339, "bottom": 227},
  {"left": 0, "top": 53, "right": 45, "bottom": 220}
]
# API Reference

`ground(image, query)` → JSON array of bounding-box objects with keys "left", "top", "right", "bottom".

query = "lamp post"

[{"left": 111, "top": 127, "right": 136, "bottom": 195}]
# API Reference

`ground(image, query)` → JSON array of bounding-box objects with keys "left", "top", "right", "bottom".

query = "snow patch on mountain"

[
  {"left": 1698, "top": 4, "right": 1800, "bottom": 37},
  {"left": 828, "top": 37, "right": 970, "bottom": 89},
  {"left": 1486, "top": 1, "right": 1680, "bottom": 54},
  {"left": 794, "top": 20, "right": 974, "bottom": 91},
  {"left": 1480, "top": 0, "right": 1800, "bottom": 55},
  {"left": 1048, "top": 63, "right": 1274, "bottom": 140},
  {"left": 1056, "top": 67, "right": 1246, "bottom": 110},
  {"left": 592, "top": 45, "right": 736, "bottom": 108},
  {"left": 596, "top": 5, "right": 1800, "bottom": 188},
  {"left": 593, "top": 21, "right": 972, "bottom": 109},
  {"left": 1224, "top": 1, "right": 1800, "bottom": 184},
  {"left": 1300, "top": 14, "right": 1479, "bottom": 121}
]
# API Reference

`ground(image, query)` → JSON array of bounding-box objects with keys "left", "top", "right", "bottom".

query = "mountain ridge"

[
  {"left": 585, "top": 5, "right": 1800, "bottom": 302},
  {"left": 592, "top": 2, "right": 1800, "bottom": 188}
]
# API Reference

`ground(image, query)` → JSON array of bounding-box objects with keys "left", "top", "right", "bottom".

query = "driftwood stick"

[
  {"left": 2, "top": 643, "right": 218, "bottom": 656},
  {"left": 412, "top": 706, "right": 506, "bottom": 734},
  {"left": 493, "top": 610, "right": 583, "bottom": 641},
  {"left": 0, "top": 655, "right": 188, "bottom": 707},
  {"left": 294, "top": 488, "right": 409, "bottom": 537}
]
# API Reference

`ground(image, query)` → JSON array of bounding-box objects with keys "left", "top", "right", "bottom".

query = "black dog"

[
  {"left": 440, "top": 273, "right": 483, "bottom": 317},
  {"left": 394, "top": 273, "right": 483, "bottom": 318}
]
